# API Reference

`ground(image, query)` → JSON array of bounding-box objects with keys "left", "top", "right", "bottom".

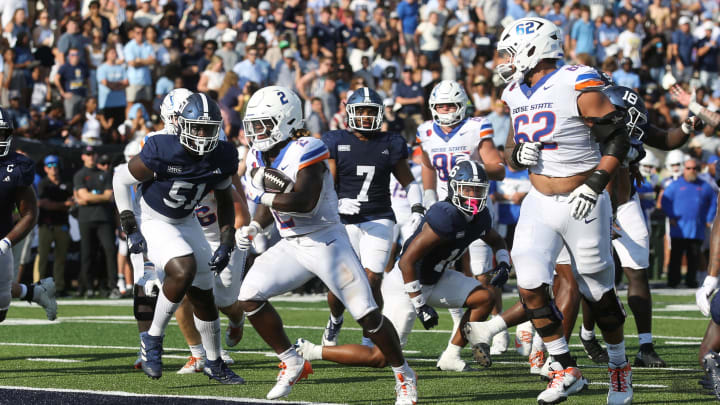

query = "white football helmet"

[
  {"left": 123, "top": 140, "right": 141, "bottom": 162},
  {"left": 429, "top": 80, "right": 468, "bottom": 126},
  {"left": 638, "top": 150, "right": 659, "bottom": 177},
  {"left": 160, "top": 88, "right": 193, "bottom": 134},
  {"left": 243, "top": 86, "right": 303, "bottom": 152},
  {"left": 664, "top": 149, "right": 686, "bottom": 178},
  {"left": 496, "top": 17, "right": 564, "bottom": 83}
]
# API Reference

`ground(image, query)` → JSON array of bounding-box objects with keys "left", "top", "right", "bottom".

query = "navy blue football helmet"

[
  {"left": 0, "top": 107, "right": 13, "bottom": 157},
  {"left": 346, "top": 87, "right": 384, "bottom": 132},
  {"left": 602, "top": 85, "right": 648, "bottom": 140},
  {"left": 176, "top": 92, "right": 222, "bottom": 155},
  {"left": 447, "top": 159, "right": 490, "bottom": 215}
]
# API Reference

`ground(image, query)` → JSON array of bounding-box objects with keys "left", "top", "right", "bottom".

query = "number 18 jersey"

[{"left": 501, "top": 64, "right": 604, "bottom": 178}]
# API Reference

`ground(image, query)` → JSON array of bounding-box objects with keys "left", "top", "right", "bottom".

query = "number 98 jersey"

[
  {"left": 139, "top": 135, "right": 239, "bottom": 221},
  {"left": 501, "top": 64, "right": 604, "bottom": 178},
  {"left": 416, "top": 117, "right": 493, "bottom": 200}
]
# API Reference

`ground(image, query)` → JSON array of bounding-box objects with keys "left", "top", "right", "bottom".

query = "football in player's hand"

[{"left": 251, "top": 167, "right": 294, "bottom": 193}]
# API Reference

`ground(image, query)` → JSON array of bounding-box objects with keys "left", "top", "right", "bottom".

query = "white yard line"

[{"left": 26, "top": 358, "right": 81, "bottom": 363}]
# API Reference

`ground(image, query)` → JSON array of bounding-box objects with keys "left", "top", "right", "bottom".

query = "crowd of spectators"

[{"left": 3, "top": 0, "right": 720, "bottom": 295}]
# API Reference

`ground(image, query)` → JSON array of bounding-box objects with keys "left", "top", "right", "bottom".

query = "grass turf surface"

[{"left": 0, "top": 292, "right": 712, "bottom": 404}]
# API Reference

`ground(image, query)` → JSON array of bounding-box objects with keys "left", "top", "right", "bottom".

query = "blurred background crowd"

[{"left": 3, "top": 0, "right": 720, "bottom": 297}]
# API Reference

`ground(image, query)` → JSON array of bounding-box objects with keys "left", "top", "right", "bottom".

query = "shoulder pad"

[{"left": 425, "top": 201, "right": 466, "bottom": 239}]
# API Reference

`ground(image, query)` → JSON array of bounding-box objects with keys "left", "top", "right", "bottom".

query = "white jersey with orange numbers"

[
  {"left": 501, "top": 64, "right": 605, "bottom": 178},
  {"left": 416, "top": 117, "right": 494, "bottom": 200},
  {"left": 244, "top": 137, "right": 340, "bottom": 238}
]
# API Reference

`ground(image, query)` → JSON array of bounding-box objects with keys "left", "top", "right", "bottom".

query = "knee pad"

[
  {"left": 524, "top": 300, "right": 563, "bottom": 337},
  {"left": 133, "top": 285, "right": 158, "bottom": 321},
  {"left": 584, "top": 290, "right": 626, "bottom": 331}
]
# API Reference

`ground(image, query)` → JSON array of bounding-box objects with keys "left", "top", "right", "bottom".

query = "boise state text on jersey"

[
  {"left": 323, "top": 130, "right": 408, "bottom": 224},
  {"left": 139, "top": 135, "right": 238, "bottom": 220},
  {"left": 401, "top": 201, "right": 492, "bottom": 285},
  {"left": 0, "top": 152, "right": 35, "bottom": 237}
]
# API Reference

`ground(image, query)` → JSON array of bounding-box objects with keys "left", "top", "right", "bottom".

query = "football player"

[
  {"left": 415, "top": 79, "right": 508, "bottom": 370},
  {"left": 0, "top": 108, "right": 57, "bottom": 323},
  {"left": 500, "top": 17, "right": 631, "bottom": 404},
  {"left": 296, "top": 160, "right": 511, "bottom": 369},
  {"left": 113, "top": 93, "right": 243, "bottom": 384},
  {"left": 320, "top": 87, "right": 424, "bottom": 348},
  {"left": 237, "top": 86, "right": 417, "bottom": 404}
]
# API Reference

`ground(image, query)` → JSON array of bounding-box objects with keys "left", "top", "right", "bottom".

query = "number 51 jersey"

[{"left": 501, "top": 64, "right": 605, "bottom": 178}]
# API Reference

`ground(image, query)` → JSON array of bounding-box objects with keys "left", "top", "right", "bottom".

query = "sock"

[
  {"left": 448, "top": 308, "right": 463, "bottom": 326},
  {"left": 444, "top": 343, "right": 462, "bottom": 357},
  {"left": 485, "top": 315, "right": 508, "bottom": 336},
  {"left": 607, "top": 340, "right": 627, "bottom": 366},
  {"left": 638, "top": 333, "right": 653, "bottom": 346},
  {"left": 330, "top": 313, "right": 344, "bottom": 325},
  {"left": 147, "top": 289, "right": 180, "bottom": 337},
  {"left": 189, "top": 343, "right": 206, "bottom": 359},
  {"left": 545, "top": 337, "right": 574, "bottom": 368},
  {"left": 391, "top": 360, "right": 413, "bottom": 378},
  {"left": 18, "top": 283, "right": 28, "bottom": 299},
  {"left": 117, "top": 275, "right": 126, "bottom": 292},
  {"left": 278, "top": 346, "right": 303, "bottom": 366},
  {"left": 532, "top": 332, "right": 545, "bottom": 352},
  {"left": 194, "top": 316, "right": 221, "bottom": 361},
  {"left": 580, "top": 325, "right": 595, "bottom": 340}
]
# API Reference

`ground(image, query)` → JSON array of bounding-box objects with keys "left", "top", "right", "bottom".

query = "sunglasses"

[
  {"left": 685, "top": 166, "right": 699, "bottom": 171},
  {"left": 46, "top": 163, "right": 58, "bottom": 168}
]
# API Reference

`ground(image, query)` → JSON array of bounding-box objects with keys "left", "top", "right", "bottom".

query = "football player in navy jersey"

[
  {"left": 0, "top": 108, "right": 57, "bottom": 322},
  {"left": 296, "top": 160, "right": 512, "bottom": 370},
  {"left": 113, "top": 93, "right": 243, "bottom": 384},
  {"left": 320, "top": 87, "right": 424, "bottom": 347}
]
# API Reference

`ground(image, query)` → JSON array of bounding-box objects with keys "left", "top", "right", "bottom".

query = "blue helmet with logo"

[
  {"left": 447, "top": 159, "right": 490, "bottom": 215},
  {"left": 346, "top": 87, "right": 384, "bottom": 132},
  {"left": 177, "top": 93, "right": 222, "bottom": 155},
  {"left": 0, "top": 107, "right": 13, "bottom": 157},
  {"left": 602, "top": 85, "right": 648, "bottom": 140}
]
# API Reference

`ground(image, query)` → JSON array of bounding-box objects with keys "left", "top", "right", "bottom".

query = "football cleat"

[
  {"left": 607, "top": 361, "right": 633, "bottom": 405},
  {"left": 463, "top": 322, "right": 492, "bottom": 367},
  {"left": 395, "top": 369, "right": 418, "bottom": 405},
  {"left": 580, "top": 334, "right": 609, "bottom": 364},
  {"left": 538, "top": 355, "right": 554, "bottom": 381},
  {"left": 515, "top": 321, "right": 534, "bottom": 357},
  {"left": 225, "top": 315, "right": 245, "bottom": 347},
  {"left": 537, "top": 362, "right": 588, "bottom": 405},
  {"left": 134, "top": 350, "right": 142, "bottom": 370},
  {"left": 140, "top": 332, "right": 164, "bottom": 379},
  {"left": 634, "top": 343, "right": 666, "bottom": 368},
  {"left": 321, "top": 316, "right": 343, "bottom": 346},
  {"left": 33, "top": 277, "right": 57, "bottom": 321},
  {"left": 204, "top": 358, "right": 245, "bottom": 384},
  {"left": 436, "top": 349, "right": 476, "bottom": 372},
  {"left": 530, "top": 350, "right": 546, "bottom": 376},
  {"left": 295, "top": 338, "right": 323, "bottom": 361},
  {"left": 703, "top": 351, "right": 720, "bottom": 400},
  {"left": 221, "top": 349, "right": 235, "bottom": 365},
  {"left": 266, "top": 359, "right": 313, "bottom": 400},
  {"left": 490, "top": 328, "right": 509, "bottom": 355},
  {"left": 177, "top": 356, "right": 205, "bottom": 374}
]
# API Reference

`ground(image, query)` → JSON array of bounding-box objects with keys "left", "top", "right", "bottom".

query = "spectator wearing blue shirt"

[
  {"left": 612, "top": 58, "right": 641, "bottom": 90},
  {"left": 670, "top": 16, "right": 696, "bottom": 84},
  {"left": 232, "top": 45, "right": 270, "bottom": 88},
  {"left": 662, "top": 158, "right": 718, "bottom": 288},
  {"left": 696, "top": 21, "right": 719, "bottom": 92},
  {"left": 545, "top": 1, "right": 566, "bottom": 27},
  {"left": 96, "top": 48, "right": 128, "bottom": 141},
  {"left": 570, "top": 6, "right": 596, "bottom": 63},
  {"left": 123, "top": 23, "right": 156, "bottom": 113},
  {"left": 394, "top": 66, "right": 424, "bottom": 142},
  {"left": 396, "top": 0, "right": 420, "bottom": 51},
  {"left": 54, "top": 47, "right": 89, "bottom": 121},
  {"left": 494, "top": 165, "right": 530, "bottom": 248},
  {"left": 311, "top": 7, "right": 340, "bottom": 54},
  {"left": 596, "top": 11, "right": 620, "bottom": 63}
]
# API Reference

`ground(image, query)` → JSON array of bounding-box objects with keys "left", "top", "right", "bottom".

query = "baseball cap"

[
  {"left": 44, "top": 155, "right": 60, "bottom": 166},
  {"left": 390, "top": 11, "right": 399, "bottom": 19},
  {"left": 140, "top": 0, "right": 151, "bottom": 3},
  {"left": 403, "top": 65, "right": 413, "bottom": 72},
  {"left": 82, "top": 145, "right": 96, "bottom": 155},
  {"left": 278, "top": 40, "right": 290, "bottom": 49},
  {"left": 217, "top": 15, "right": 229, "bottom": 24},
  {"left": 678, "top": 16, "right": 691, "bottom": 26},
  {"left": 258, "top": 1, "right": 271, "bottom": 11},
  {"left": 703, "top": 21, "right": 715, "bottom": 31},
  {"left": 161, "top": 30, "right": 176, "bottom": 40},
  {"left": 98, "top": 154, "right": 112, "bottom": 165},
  {"left": 283, "top": 49, "right": 295, "bottom": 59},
  {"left": 221, "top": 29, "right": 237, "bottom": 43}
]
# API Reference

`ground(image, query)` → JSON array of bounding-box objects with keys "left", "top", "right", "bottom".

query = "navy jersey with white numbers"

[
  {"left": 139, "top": 135, "right": 239, "bottom": 220},
  {"left": 400, "top": 201, "right": 492, "bottom": 285},
  {"left": 322, "top": 130, "right": 408, "bottom": 224},
  {"left": 0, "top": 152, "right": 35, "bottom": 237}
]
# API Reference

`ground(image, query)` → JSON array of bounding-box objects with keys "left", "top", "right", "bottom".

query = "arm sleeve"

[
  {"left": 112, "top": 164, "right": 141, "bottom": 213},
  {"left": 405, "top": 181, "right": 422, "bottom": 207}
]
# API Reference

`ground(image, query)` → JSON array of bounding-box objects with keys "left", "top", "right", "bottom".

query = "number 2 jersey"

[
  {"left": 322, "top": 130, "right": 408, "bottom": 224},
  {"left": 245, "top": 137, "right": 340, "bottom": 238},
  {"left": 138, "top": 134, "right": 239, "bottom": 222},
  {"left": 416, "top": 117, "right": 494, "bottom": 200},
  {"left": 0, "top": 152, "right": 35, "bottom": 237},
  {"left": 501, "top": 64, "right": 605, "bottom": 178},
  {"left": 400, "top": 201, "right": 492, "bottom": 285}
]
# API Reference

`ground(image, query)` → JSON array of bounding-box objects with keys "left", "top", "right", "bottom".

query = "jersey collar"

[
  {"left": 270, "top": 141, "right": 294, "bottom": 169},
  {"left": 519, "top": 67, "right": 560, "bottom": 99},
  {"left": 432, "top": 118, "right": 467, "bottom": 143}
]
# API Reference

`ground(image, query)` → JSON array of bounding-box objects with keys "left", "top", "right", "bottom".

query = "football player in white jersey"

[
  {"left": 415, "top": 79, "right": 507, "bottom": 370},
  {"left": 499, "top": 17, "right": 632, "bottom": 404},
  {"left": 237, "top": 86, "right": 417, "bottom": 404}
]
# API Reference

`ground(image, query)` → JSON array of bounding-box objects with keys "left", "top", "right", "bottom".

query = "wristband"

[
  {"left": 249, "top": 220, "right": 263, "bottom": 234},
  {"left": 0, "top": 237, "right": 11, "bottom": 248},
  {"left": 495, "top": 249, "right": 510, "bottom": 266},
  {"left": 404, "top": 280, "right": 421, "bottom": 294},
  {"left": 410, "top": 293, "right": 426, "bottom": 309},
  {"left": 411, "top": 204, "right": 426, "bottom": 215},
  {"left": 703, "top": 275, "right": 719, "bottom": 290},
  {"left": 260, "top": 193, "right": 276, "bottom": 207},
  {"left": 584, "top": 170, "right": 611, "bottom": 194},
  {"left": 689, "top": 101, "right": 703, "bottom": 117}
]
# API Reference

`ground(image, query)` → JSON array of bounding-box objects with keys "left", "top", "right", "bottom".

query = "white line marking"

[
  {"left": 664, "top": 341, "right": 700, "bottom": 346},
  {"left": 26, "top": 358, "right": 81, "bottom": 363},
  {"left": 589, "top": 382, "right": 668, "bottom": 388},
  {"left": 0, "top": 385, "right": 342, "bottom": 405}
]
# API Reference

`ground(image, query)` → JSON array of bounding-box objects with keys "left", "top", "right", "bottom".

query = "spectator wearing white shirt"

[{"left": 415, "top": 11, "right": 443, "bottom": 61}]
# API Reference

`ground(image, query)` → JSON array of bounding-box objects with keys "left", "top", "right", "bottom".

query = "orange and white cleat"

[
  {"left": 266, "top": 360, "right": 313, "bottom": 400},
  {"left": 395, "top": 369, "right": 418, "bottom": 405},
  {"left": 607, "top": 361, "right": 633, "bottom": 405},
  {"left": 529, "top": 350, "right": 546, "bottom": 376},
  {"left": 515, "top": 321, "right": 534, "bottom": 357},
  {"left": 177, "top": 356, "right": 205, "bottom": 374},
  {"left": 537, "top": 361, "right": 588, "bottom": 404}
]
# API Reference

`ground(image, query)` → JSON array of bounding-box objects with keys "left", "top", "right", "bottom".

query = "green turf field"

[{"left": 0, "top": 291, "right": 712, "bottom": 404}]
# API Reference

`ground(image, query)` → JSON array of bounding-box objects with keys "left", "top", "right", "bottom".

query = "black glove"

[
  {"left": 209, "top": 243, "right": 233, "bottom": 273},
  {"left": 490, "top": 262, "right": 511, "bottom": 287},
  {"left": 119, "top": 210, "right": 146, "bottom": 254},
  {"left": 411, "top": 294, "right": 439, "bottom": 329}
]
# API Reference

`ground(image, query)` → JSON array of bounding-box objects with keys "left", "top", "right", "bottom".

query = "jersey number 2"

[
  {"left": 513, "top": 111, "right": 557, "bottom": 150},
  {"left": 164, "top": 181, "right": 206, "bottom": 209}
]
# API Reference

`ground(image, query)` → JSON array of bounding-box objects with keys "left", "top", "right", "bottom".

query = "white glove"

[
  {"left": 338, "top": 198, "right": 361, "bottom": 215},
  {"left": 697, "top": 275, "right": 718, "bottom": 317},
  {"left": 140, "top": 268, "right": 162, "bottom": 297},
  {"left": 237, "top": 221, "right": 262, "bottom": 250},
  {"left": 0, "top": 238, "right": 10, "bottom": 255},
  {"left": 513, "top": 142, "right": 542, "bottom": 167},
  {"left": 217, "top": 266, "right": 233, "bottom": 288},
  {"left": 423, "top": 189, "right": 437, "bottom": 210},
  {"left": 250, "top": 167, "right": 266, "bottom": 189},
  {"left": 568, "top": 184, "right": 598, "bottom": 220},
  {"left": 409, "top": 212, "right": 424, "bottom": 233}
]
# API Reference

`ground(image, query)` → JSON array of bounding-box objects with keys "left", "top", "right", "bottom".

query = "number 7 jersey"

[{"left": 501, "top": 64, "right": 604, "bottom": 178}]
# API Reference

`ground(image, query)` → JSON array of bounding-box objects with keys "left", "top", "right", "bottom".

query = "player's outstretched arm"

[
  {"left": 643, "top": 117, "right": 699, "bottom": 151},
  {"left": 3, "top": 186, "right": 38, "bottom": 246},
  {"left": 420, "top": 150, "right": 438, "bottom": 207},
  {"left": 478, "top": 139, "right": 506, "bottom": 181},
  {"left": 480, "top": 228, "right": 511, "bottom": 287},
  {"left": 261, "top": 162, "right": 325, "bottom": 213},
  {"left": 671, "top": 84, "right": 720, "bottom": 129}
]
